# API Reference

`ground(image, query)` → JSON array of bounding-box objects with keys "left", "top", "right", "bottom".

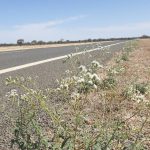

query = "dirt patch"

[{"left": 122, "top": 39, "right": 150, "bottom": 83}]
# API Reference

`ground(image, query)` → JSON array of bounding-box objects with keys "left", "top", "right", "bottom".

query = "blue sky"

[{"left": 0, "top": 0, "right": 150, "bottom": 43}]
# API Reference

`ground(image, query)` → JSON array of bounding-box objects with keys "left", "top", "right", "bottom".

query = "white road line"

[{"left": 0, "top": 41, "right": 126, "bottom": 75}]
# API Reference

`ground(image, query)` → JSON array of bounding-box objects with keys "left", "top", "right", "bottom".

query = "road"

[
  {"left": 0, "top": 40, "right": 127, "bottom": 88},
  {"left": 0, "top": 41, "right": 120, "bottom": 70}
]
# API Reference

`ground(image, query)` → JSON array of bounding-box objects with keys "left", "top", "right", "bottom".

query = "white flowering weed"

[
  {"left": 57, "top": 61, "right": 102, "bottom": 94},
  {"left": 124, "top": 83, "right": 150, "bottom": 103}
]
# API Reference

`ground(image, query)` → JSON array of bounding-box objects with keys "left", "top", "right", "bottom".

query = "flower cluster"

[
  {"left": 76, "top": 68, "right": 101, "bottom": 93},
  {"left": 108, "top": 66, "right": 125, "bottom": 75},
  {"left": 131, "top": 92, "right": 147, "bottom": 103},
  {"left": 6, "top": 89, "right": 18, "bottom": 98},
  {"left": 57, "top": 61, "right": 102, "bottom": 95},
  {"left": 90, "top": 60, "right": 103, "bottom": 73},
  {"left": 57, "top": 77, "right": 75, "bottom": 91},
  {"left": 124, "top": 83, "right": 150, "bottom": 103}
]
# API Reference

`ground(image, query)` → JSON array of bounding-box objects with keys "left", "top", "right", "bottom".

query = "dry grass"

[
  {"left": 80, "top": 39, "right": 150, "bottom": 149},
  {"left": 123, "top": 39, "right": 150, "bottom": 82},
  {"left": 103, "top": 39, "right": 150, "bottom": 147}
]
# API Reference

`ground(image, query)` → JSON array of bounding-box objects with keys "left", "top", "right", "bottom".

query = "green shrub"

[
  {"left": 121, "top": 53, "right": 129, "bottom": 61},
  {"left": 135, "top": 83, "right": 149, "bottom": 95},
  {"left": 123, "top": 82, "right": 150, "bottom": 103},
  {"left": 101, "top": 75, "right": 117, "bottom": 89}
]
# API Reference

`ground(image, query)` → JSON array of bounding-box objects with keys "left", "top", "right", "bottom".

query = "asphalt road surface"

[
  {"left": 0, "top": 41, "right": 120, "bottom": 70},
  {"left": 0, "top": 40, "right": 129, "bottom": 149},
  {"left": 0, "top": 40, "right": 127, "bottom": 92}
]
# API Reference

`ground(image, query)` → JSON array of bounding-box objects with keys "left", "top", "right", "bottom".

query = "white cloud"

[
  {"left": 14, "top": 15, "right": 86, "bottom": 30},
  {"left": 0, "top": 15, "right": 86, "bottom": 43},
  {"left": 0, "top": 18, "right": 150, "bottom": 43}
]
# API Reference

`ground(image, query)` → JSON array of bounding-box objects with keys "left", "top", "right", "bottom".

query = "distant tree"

[
  {"left": 66, "top": 40, "right": 70, "bottom": 43},
  {"left": 87, "top": 39, "right": 92, "bottom": 42},
  {"left": 31, "top": 40, "right": 37, "bottom": 45},
  {"left": 37, "top": 40, "right": 45, "bottom": 45},
  {"left": 47, "top": 41, "right": 53, "bottom": 44},
  {"left": 17, "top": 39, "right": 24, "bottom": 46},
  {"left": 140, "top": 35, "right": 150, "bottom": 39}
]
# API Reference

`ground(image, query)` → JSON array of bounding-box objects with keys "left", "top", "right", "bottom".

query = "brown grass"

[
  {"left": 86, "top": 39, "right": 150, "bottom": 148},
  {"left": 55, "top": 39, "right": 150, "bottom": 148}
]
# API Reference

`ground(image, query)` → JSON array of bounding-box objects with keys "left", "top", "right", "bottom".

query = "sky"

[{"left": 0, "top": 0, "right": 150, "bottom": 43}]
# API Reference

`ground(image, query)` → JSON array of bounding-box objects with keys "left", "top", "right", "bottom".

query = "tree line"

[{"left": 0, "top": 35, "right": 149, "bottom": 47}]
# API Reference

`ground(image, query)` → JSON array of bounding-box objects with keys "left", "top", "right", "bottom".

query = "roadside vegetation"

[
  {"left": 0, "top": 37, "right": 136, "bottom": 47},
  {"left": 5, "top": 40, "right": 150, "bottom": 149}
]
